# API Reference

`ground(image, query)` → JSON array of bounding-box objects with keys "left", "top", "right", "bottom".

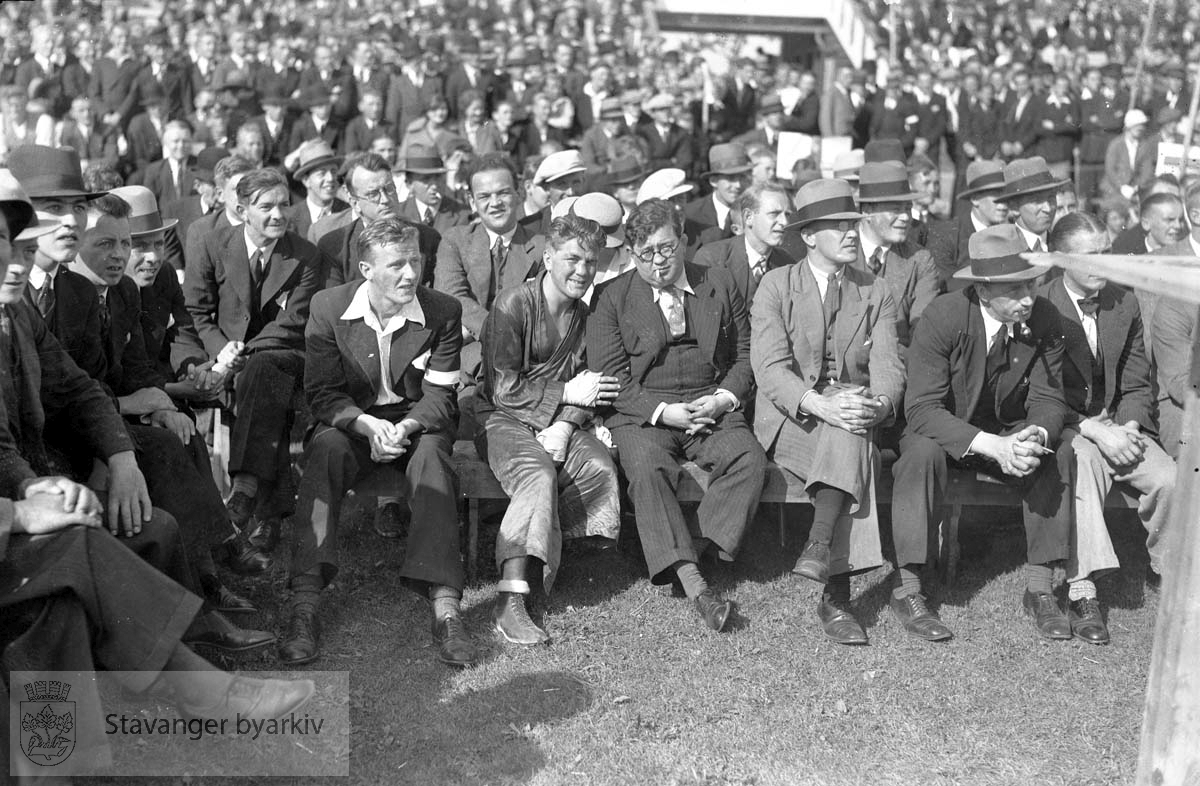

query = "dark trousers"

[
  {"left": 609, "top": 413, "right": 767, "bottom": 584},
  {"left": 230, "top": 348, "right": 304, "bottom": 484},
  {"left": 890, "top": 429, "right": 1075, "bottom": 567},
  {"left": 290, "top": 424, "right": 463, "bottom": 592}
]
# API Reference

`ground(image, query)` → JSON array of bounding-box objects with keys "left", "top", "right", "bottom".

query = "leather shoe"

[
  {"left": 219, "top": 534, "right": 273, "bottom": 575},
  {"left": 279, "top": 611, "right": 320, "bottom": 665},
  {"left": 694, "top": 590, "right": 733, "bottom": 632},
  {"left": 432, "top": 613, "right": 477, "bottom": 667},
  {"left": 793, "top": 540, "right": 830, "bottom": 584},
  {"left": 225, "top": 491, "right": 256, "bottom": 529},
  {"left": 1068, "top": 597, "right": 1110, "bottom": 645},
  {"left": 248, "top": 517, "right": 282, "bottom": 553},
  {"left": 373, "top": 503, "right": 407, "bottom": 539},
  {"left": 817, "top": 597, "right": 868, "bottom": 645},
  {"left": 204, "top": 582, "right": 257, "bottom": 615},
  {"left": 177, "top": 675, "right": 315, "bottom": 722},
  {"left": 1022, "top": 590, "right": 1072, "bottom": 640},
  {"left": 890, "top": 593, "right": 953, "bottom": 641},
  {"left": 493, "top": 592, "right": 549, "bottom": 645},
  {"left": 184, "top": 611, "right": 276, "bottom": 653}
]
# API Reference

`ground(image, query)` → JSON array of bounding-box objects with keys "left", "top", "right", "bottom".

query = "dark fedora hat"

[
  {"left": 607, "top": 156, "right": 645, "bottom": 186},
  {"left": 298, "top": 85, "right": 333, "bottom": 109},
  {"left": 192, "top": 146, "right": 230, "bottom": 183},
  {"left": 857, "top": 161, "right": 921, "bottom": 203},
  {"left": 7, "top": 145, "right": 105, "bottom": 199},
  {"left": 957, "top": 160, "right": 1006, "bottom": 198},
  {"left": 994, "top": 156, "right": 1068, "bottom": 202},
  {"left": 259, "top": 87, "right": 292, "bottom": 108},
  {"left": 395, "top": 144, "right": 447, "bottom": 175},
  {"left": 864, "top": 138, "right": 905, "bottom": 164},
  {"left": 757, "top": 93, "right": 784, "bottom": 116},
  {"left": 954, "top": 224, "right": 1050, "bottom": 282},
  {"left": 702, "top": 143, "right": 753, "bottom": 178},
  {"left": 786, "top": 179, "right": 862, "bottom": 230},
  {"left": 108, "top": 186, "right": 179, "bottom": 236},
  {"left": 292, "top": 140, "right": 343, "bottom": 180}
]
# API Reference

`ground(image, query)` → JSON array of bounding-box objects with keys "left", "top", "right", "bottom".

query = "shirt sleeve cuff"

[
  {"left": 715, "top": 389, "right": 740, "bottom": 412},
  {"left": 650, "top": 402, "right": 668, "bottom": 425},
  {"left": 964, "top": 431, "right": 986, "bottom": 459},
  {"left": 797, "top": 390, "right": 816, "bottom": 418}
]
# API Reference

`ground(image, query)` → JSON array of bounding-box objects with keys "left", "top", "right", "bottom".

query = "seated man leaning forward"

[
  {"left": 891, "top": 224, "right": 1076, "bottom": 642},
  {"left": 282, "top": 218, "right": 472, "bottom": 668},
  {"left": 586, "top": 199, "right": 768, "bottom": 633},
  {"left": 750, "top": 179, "right": 905, "bottom": 645},
  {"left": 476, "top": 215, "right": 622, "bottom": 646}
]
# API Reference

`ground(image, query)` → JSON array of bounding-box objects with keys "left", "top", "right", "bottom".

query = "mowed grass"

[{"left": 81, "top": 499, "right": 1156, "bottom": 786}]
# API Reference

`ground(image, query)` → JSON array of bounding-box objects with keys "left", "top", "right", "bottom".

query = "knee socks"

[
  {"left": 808, "top": 484, "right": 849, "bottom": 547},
  {"left": 893, "top": 564, "right": 923, "bottom": 600}
]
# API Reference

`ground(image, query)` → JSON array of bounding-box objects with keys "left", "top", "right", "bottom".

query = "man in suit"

[
  {"left": 1039, "top": 212, "right": 1176, "bottom": 643},
  {"left": 682, "top": 143, "right": 753, "bottom": 256},
  {"left": 751, "top": 179, "right": 904, "bottom": 644},
  {"left": 733, "top": 94, "right": 790, "bottom": 151},
  {"left": 637, "top": 93, "right": 695, "bottom": 175},
  {"left": 133, "top": 30, "right": 192, "bottom": 122},
  {"left": 693, "top": 182, "right": 793, "bottom": 305},
  {"left": 88, "top": 23, "right": 142, "bottom": 130},
  {"left": 1032, "top": 74, "right": 1080, "bottom": 183},
  {"left": 386, "top": 44, "right": 445, "bottom": 142},
  {"left": 183, "top": 154, "right": 255, "bottom": 270},
  {"left": 340, "top": 88, "right": 394, "bottom": 156},
  {"left": 397, "top": 145, "right": 471, "bottom": 235},
  {"left": 999, "top": 70, "right": 1039, "bottom": 161},
  {"left": 721, "top": 59, "right": 758, "bottom": 138},
  {"left": 132, "top": 121, "right": 195, "bottom": 207},
  {"left": 253, "top": 36, "right": 301, "bottom": 101},
  {"left": 996, "top": 156, "right": 1066, "bottom": 253},
  {"left": 586, "top": 199, "right": 765, "bottom": 631},
  {"left": 164, "top": 146, "right": 227, "bottom": 261},
  {"left": 868, "top": 78, "right": 920, "bottom": 156},
  {"left": 280, "top": 217, "right": 473, "bottom": 667},
  {"left": 820, "top": 66, "right": 859, "bottom": 139},
  {"left": 210, "top": 29, "right": 258, "bottom": 113},
  {"left": 580, "top": 98, "right": 631, "bottom": 179},
  {"left": 296, "top": 44, "right": 345, "bottom": 106},
  {"left": 1113, "top": 192, "right": 1186, "bottom": 256},
  {"left": 184, "top": 168, "right": 330, "bottom": 543},
  {"left": 911, "top": 70, "right": 949, "bottom": 167},
  {"left": 925, "top": 161, "right": 1009, "bottom": 288},
  {"left": 853, "top": 161, "right": 939, "bottom": 347},
  {"left": 125, "top": 87, "right": 171, "bottom": 175},
  {"left": 58, "top": 96, "right": 120, "bottom": 171},
  {"left": 247, "top": 89, "right": 292, "bottom": 167},
  {"left": 285, "top": 140, "right": 348, "bottom": 240},
  {"left": 1102, "top": 110, "right": 1153, "bottom": 201},
  {"left": 1079, "top": 65, "right": 1126, "bottom": 202},
  {"left": 14, "top": 24, "right": 67, "bottom": 119},
  {"left": 571, "top": 62, "right": 612, "bottom": 132},
  {"left": 787, "top": 73, "right": 821, "bottom": 136},
  {"left": 339, "top": 38, "right": 390, "bottom": 123},
  {"left": 892, "top": 224, "right": 1077, "bottom": 642},
  {"left": 288, "top": 86, "right": 342, "bottom": 159}
]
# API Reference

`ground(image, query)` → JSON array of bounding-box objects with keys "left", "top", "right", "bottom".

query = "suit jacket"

[
  {"left": 1150, "top": 239, "right": 1198, "bottom": 409},
  {"left": 57, "top": 121, "right": 120, "bottom": 166},
  {"left": 682, "top": 195, "right": 734, "bottom": 255},
  {"left": 140, "top": 263, "right": 203, "bottom": 380},
  {"left": 1111, "top": 226, "right": 1149, "bottom": 255},
  {"left": 789, "top": 93, "right": 821, "bottom": 136},
  {"left": 288, "top": 115, "right": 342, "bottom": 156},
  {"left": 163, "top": 195, "right": 211, "bottom": 260},
  {"left": 903, "top": 289, "right": 1069, "bottom": 457},
  {"left": 580, "top": 124, "right": 626, "bottom": 174},
  {"left": 286, "top": 197, "right": 350, "bottom": 242},
  {"left": 340, "top": 115, "right": 394, "bottom": 155},
  {"left": 133, "top": 62, "right": 192, "bottom": 120},
  {"left": 1032, "top": 95, "right": 1080, "bottom": 164},
  {"left": 184, "top": 228, "right": 329, "bottom": 359},
  {"left": 443, "top": 65, "right": 495, "bottom": 120},
  {"left": 99, "top": 276, "right": 166, "bottom": 397},
  {"left": 89, "top": 55, "right": 142, "bottom": 127},
  {"left": 385, "top": 71, "right": 445, "bottom": 143},
  {"left": 852, "top": 239, "right": 939, "bottom": 346},
  {"left": 586, "top": 263, "right": 754, "bottom": 429},
  {"left": 913, "top": 92, "right": 949, "bottom": 156},
  {"left": 721, "top": 83, "right": 757, "bottom": 137},
  {"left": 519, "top": 122, "right": 568, "bottom": 161},
  {"left": 869, "top": 93, "right": 920, "bottom": 154},
  {"left": 819, "top": 85, "right": 856, "bottom": 138},
  {"left": 925, "top": 212, "right": 980, "bottom": 289},
  {"left": 692, "top": 237, "right": 793, "bottom": 305},
  {"left": 399, "top": 195, "right": 470, "bottom": 236},
  {"left": 183, "top": 209, "right": 232, "bottom": 271},
  {"left": 26, "top": 268, "right": 108, "bottom": 385},
  {"left": 253, "top": 63, "right": 301, "bottom": 101},
  {"left": 1079, "top": 92, "right": 1126, "bottom": 163},
  {"left": 322, "top": 217, "right": 440, "bottom": 290},
  {"left": 1000, "top": 92, "right": 1040, "bottom": 153},
  {"left": 14, "top": 57, "right": 66, "bottom": 118},
  {"left": 751, "top": 261, "right": 904, "bottom": 447},
  {"left": 637, "top": 123, "right": 695, "bottom": 174},
  {"left": 124, "top": 112, "right": 164, "bottom": 171},
  {"left": 133, "top": 157, "right": 196, "bottom": 206},
  {"left": 433, "top": 221, "right": 545, "bottom": 340},
  {"left": 305, "top": 282, "right": 461, "bottom": 435},
  {"left": 248, "top": 114, "right": 291, "bottom": 166},
  {"left": 1102, "top": 135, "right": 1153, "bottom": 197},
  {"left": 1038, "top": 278, "right": 1155, "bottom": 433},
  {"left": 340, "top": 68, "right": 394, "bottom": 122}
]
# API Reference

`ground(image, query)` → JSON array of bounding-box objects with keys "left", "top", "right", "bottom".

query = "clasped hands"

[
  {"left": 976, "top": 425, "right": 1054, "bottom": 478},
  {"left": 660, "top": 393, "right": 735, "bottom": 436},
  {"left": 1082, "top": 415, "right": 1146, "bottom": 470},
  {"left": 357, "top": 415, "right": 413, "bottom": 463},
  {"left": 15, "top": 476, "right": 104, "bottom": 534},
  {"left": 804, "top": 385, "right": 889, "bottom": 435}
]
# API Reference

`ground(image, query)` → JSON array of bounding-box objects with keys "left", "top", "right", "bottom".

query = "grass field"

[{"left": 82, "top": 500, "right": 1156, "bottom": 786}]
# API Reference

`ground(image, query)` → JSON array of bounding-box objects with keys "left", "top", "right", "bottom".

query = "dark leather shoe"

[
  {"left": 493, "top": 592, "right": 549, "bottom": 645},
  {"left": 890, "top": 593, "right": 953, "bottom": 641},
  {"left": 1022, "top": 590, "right": 1072, "bottom": 640},
  {"left": 226, "top": 491, "right": 256, "bottom": 529},
  {"left": 204, "top": 582, "right": 257, "bottom": 615},
  {"left": 793, "top": 541, "right": 831, "bottom": 584},
  {"left": 184, "top": 611, "right": 276, "bottom": 653},
  {"left": 373, "top": 503, "right": 407, "bottom": 539},
  {"left": 694, "top": 590, "right": 733, "bottom": 632},
  {"left": 1068, "top": 597, "right": 1110, "bottom": 645},
  {"left": 177, "top": 675, "right": 315, "bottom": 721},
  {"left": 432, "top": 613, "right": 477, "bottom": 667},
  {"left": 279, "top": 611, "right": 320, "bottom": 665},
  {"left": 248, "top": 517, "right": 282, "bottom": 553},
  {"left": 219, "top": 534, "right": 273, "bottom": 575},
  {"left": 817, "top": 598, "right": 868, "bottom": 645}
]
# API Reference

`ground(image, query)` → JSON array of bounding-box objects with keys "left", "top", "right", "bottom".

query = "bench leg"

[
  {"left": 467, "top": 498, "right": 480, "bottom": 584},
  {"left": 939, "top": 504, "right": 962, "bottom": 585}
]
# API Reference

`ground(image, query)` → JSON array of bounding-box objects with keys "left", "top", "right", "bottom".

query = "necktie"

[
  {"left": 424, "top": 208, "right": 435, "bottom": 226},
  {"left": 1077, "top": 296, "right": 1099, "bottom": 317},
  {"left": 489, "top": 237, "right": 506, "bottom": 303},
  {"left": 98, "top": 291, "right": 111, "bottom": 338},
  {"left": 1031, "top": 239, "right": 1043, "bottom": 253},
  {"left": 751, "top": 259, "right": 766, "bottom": 284},
  {"left": 721, "top": 211, "right": 732, "bottom": 236},
  {"left": 988, "top": 324, "right": 1008, "bottom": 363},
  {"left": 822, "top": 273, "right": 841, "bottom": 323},
  {"left": 868, "top": 247, "right": 883, "bottom": 276},
  {"left": 249, "top": 248, "right": 262, "bottom": 287},
  {"left": 661, "top": 285, "right": 686, "bottom": 339},
  {"left": 35, "top": 282, "right": 55, "bottom": 319}
]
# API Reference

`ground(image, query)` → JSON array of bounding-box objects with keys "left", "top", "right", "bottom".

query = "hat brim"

[
  {"left": 952, "top": 263, "right": 1050, "bottom": 282},
  {"left": 130, "top": 218, "right": 179, "bottom": 237},
  {"left": 994, "top": 178, "right": 1068, "bottom": 202},
  {"left": 538, "top": 165, "right": 588, "bottom": 184},
  {"left": 25, "top": 187, "right": 107, "bottom": 200},
  {"left": 398, "top": 165, "right": 448, "bottom": 175},
  {"left": 701, "top": 164, "right": 754, "bottom": 178},
  {"left": 15, "top": 216, "right": 58, "bottom": 241},
  {"left": 785, "top": 210, "right": 863, "bottom": 230},
  {"left": 294, "top": 155, "right": 344, "bottom": 180},
  {"left": 858, "top": 189, "right": 922, "bottom": 203},
  {"left": 958, "top": 183, "right": 1005, "bottom": 199}
]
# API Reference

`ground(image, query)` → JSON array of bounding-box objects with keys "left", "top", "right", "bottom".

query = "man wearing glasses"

[{"left": 586, "top": 199, "right": 767, "bottom": 633}]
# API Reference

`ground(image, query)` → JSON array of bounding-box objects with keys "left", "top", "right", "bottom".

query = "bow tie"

[{"left": 1078, "top": 296, "right": 1100, "bottom": 317}]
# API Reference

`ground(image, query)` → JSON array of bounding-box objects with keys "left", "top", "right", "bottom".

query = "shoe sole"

[
  {"left": 187, "top": 637, "right": 278, "bottom": 654},
  {"left": 278, "top": 650, "right": 320, "bottom": 666},
  {"left": 493, "top": 620, "right": 550, "bottom": 646},
  {"left": 792, "top": 564, "right": 829, "bottom": 584},
  {"left": 822, "top": 630, "right": 868, "bottom": 645}
]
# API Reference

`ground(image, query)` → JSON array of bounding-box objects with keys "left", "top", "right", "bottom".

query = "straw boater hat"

[
  {"left": 994, "top": 156, "right": 1068, "bottom": 202},
  {"left": 395, "top": 145, "right": 447, "bottom": 175},
  {"left": 568, "top": 192, "right": 624, "bottom": 247},
  {"left": 636, "top": 168, "right": 693, "bottom": 204},
  {"left": 856, "top": 161, "right": 922, "bottom": 203},
  {"left": 957, "top": 160, "right": 1006, "bottom": 199},
  {"left": 831, "top": 150, "right": 865, "bottom": 181},
  {"left": 953, "top": 224, "right": 1050, "bottom": 283},
  {"left": 292, "top": 140, "right": 343, "bottom": 180},
  {"left": 107, "top": 186, "right": 178, "bottom": 236},
  {"left": 786, "top": 179, "right": 863, "bottom": 230},
  {"left": 701, "top": 143, "right": 754, "bottom": 178},
  {"left": 6, "top": 145, "right": 106, "bottom": 200}
]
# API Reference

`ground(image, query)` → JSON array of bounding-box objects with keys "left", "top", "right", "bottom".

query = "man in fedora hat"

[
  {"left": 636, "top": 93, "right": 695, "bottom": 175},
  {"left": 605, "top": 156, "right": 645, "bottom": 215},
  {"left": 683, "top": 142, "right": 753, "bottom": 255},
  {"left": 996, "top": 156, "right": 1068, "bottom": 253},
  {"left": 891, "top": 224, "right": 1077, "bottom": 642},
  {"left": 288, "top": 85, "right": 343, "bottom": 158},
  {"left": 926, "top": 160, "right": 1009, "bottom": 289},
  {"left": 385, "top": 40, "right": 446, "bottom": 141},
  {"left": 587, "top": 198, "right": 765, "bottom": 633},
  {"left": 247, "top": 88, "right": 294, "bottom": 168},
  {"left": 751, "top": 178, "right": 903, "bottom": 644},
  {"left": 581, "top": 97, "right": 635, "bottom": 178},
  {"left": 285, "top": 140, "right": 348, "bottom": 240},
  {"left": 733, "top": 93, "right": 792, "bottom": 150},
  {"left": 164, "top": 146, "right": 228, "bottom": 256},
  {"left": 694, "top": 181, "right": 795, "bottom": 305},
  {"left": 853, "top": 160, "right": 939, "bottom": 347},
  {"left": 397, "top": 145, "right": 470, "bottom": 235},
  {"left": 1038, "top": 211, "right": 1176, "bottom": 644},
  {"left": 131, "top": 120, "right": 196, "bottom": 208}
]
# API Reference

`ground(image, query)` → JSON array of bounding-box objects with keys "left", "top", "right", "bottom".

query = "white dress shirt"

[
  {"left": 1063, "top": 279, "right": 1100, "bottom": 357},
  {"left": 339, "top": 282, "right": 428, "bottom": 406}
]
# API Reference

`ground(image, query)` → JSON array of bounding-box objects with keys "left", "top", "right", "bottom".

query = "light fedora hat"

[
  {"left": 857, "top": 161, "right": 922, "bottom": 203},
  {"left": 957, "top": 160, "right": 1006, "bottom": 199},
  {"left": 292, "top": 139, "right": 343, "bottom": 180},
  {"left": 786, "top": 179, "right": 863, "bottom": 230},
  {"left": 994, "top": 156, "right": 1068, "bottom": 202},
  {"left": 108, "top": 186, "right": 178, "bottom": 236},
  {"left": 954, "top": 223, "right": 1050, "bottom": 282}
]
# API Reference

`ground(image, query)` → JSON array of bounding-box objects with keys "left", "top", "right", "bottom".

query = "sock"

[
  {"left": 231, "top": 474, "right": 259, "bottom": 498},
  {"left": 1068, "top": 579, "right": 1097, "bottom": 602},
  {"left": 290, "top": 571, "right": 323, "bottom": 616},
  {"left": 429, "top": 586, "right": 462, "bottom": 618},
  {"left": 198, "top": 572, "right": 222, "bottom": 597},
  {"left": 808, "top": 485, "right": 848, "bottom": 546},
  {"left": 824, "top": 574, "right": 851, "bottom": 604},
  {"left": 893, "top": 564, "right": 923, "bottom": 599},
  {"left": 376, "top": 496, "right": 400, "bottom": 508},
  {"left": 673, "top": 561, "right": 709, "bottom": 599},
  {"left": 1026, "top": 564, "right": 1053, "bottom": 595},
  {"left": 497, "top": 579, "right": 530, "bottom": 594}
]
